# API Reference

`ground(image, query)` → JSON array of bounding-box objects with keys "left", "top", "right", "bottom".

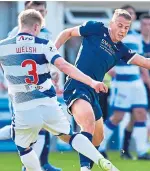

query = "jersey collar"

[{"left": 17, "top": 32, "right": 34, "bottom": 36}]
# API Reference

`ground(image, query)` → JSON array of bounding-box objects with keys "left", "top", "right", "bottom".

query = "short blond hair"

[
  {"left": 112, "top": 9, "right": 132, "bottom": 22},
  {"left": 18, "top": 9, "right": 44, "bottom": 28}
]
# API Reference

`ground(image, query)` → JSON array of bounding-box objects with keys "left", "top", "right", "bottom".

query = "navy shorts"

[{"left": 64, "top": 81, "right": 102, "bottom": 121}]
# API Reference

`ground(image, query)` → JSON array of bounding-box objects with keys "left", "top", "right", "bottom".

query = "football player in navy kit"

[{"left": 55, "top": 9, "right": 150, "bottom": 171}]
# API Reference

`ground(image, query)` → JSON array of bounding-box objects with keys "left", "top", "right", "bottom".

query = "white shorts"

[
  {"left": 110, "top": 79, "right": 148, "bottom": 111},
  {"left": 11, "top": 97, "right": 71, "bottom": 148}
]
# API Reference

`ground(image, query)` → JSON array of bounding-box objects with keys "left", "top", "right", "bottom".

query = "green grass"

[{"left": 0, "top": 151, "right": 150, "bottom": 171}]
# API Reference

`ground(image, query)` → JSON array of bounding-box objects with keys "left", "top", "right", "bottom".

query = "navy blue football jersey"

[{"left": 74, "top": 21, "right": 136, "bottom": 82}]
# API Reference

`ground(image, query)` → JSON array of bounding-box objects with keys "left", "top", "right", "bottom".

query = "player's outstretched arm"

[
  {"left": 140, "top": 68, "right": 150, "bottom": 90},
  {"left": 55, "top": 26, "right": 80, "bottom": 49},
  {"left": 54, "top": 57, "right": 108, "bottom": 93},
  {"left": 129, "top": 54, "right": 150, "bottom": 69}
]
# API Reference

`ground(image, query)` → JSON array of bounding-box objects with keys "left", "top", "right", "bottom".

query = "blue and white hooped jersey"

[
  {"left": 115, "top": 30, "right": 143, "bottom": 82},
  {"left": 0, "top": 33, "right": 61, "bottom": 111},
  {"left": 142, "top": 39, "right": 150, "bottom": 58}
]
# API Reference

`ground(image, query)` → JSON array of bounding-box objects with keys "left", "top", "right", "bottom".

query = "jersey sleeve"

[
  {"left": 79, "top": 21, "right": 104, "bottom": 36},
  {"left": 121, "top": 43, "right": 136, "bottom": 64},
  {"left": 43, "top": 40, "right": 62, "bottom": 65}
]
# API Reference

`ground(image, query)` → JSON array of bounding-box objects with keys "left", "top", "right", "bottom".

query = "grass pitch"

[{"left": 0, "top": 151, "right": 150, "bottom": 171}]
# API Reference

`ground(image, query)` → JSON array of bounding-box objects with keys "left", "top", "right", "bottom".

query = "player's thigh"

[
  {"left": 92, "top": 117, "right": 104, "bottom": 146},
  {"left": 12, "top": 108, "right": 43, "bottom": 148},
  {"left": 110, "top": 110, "right": 125, "bottom": 124},
  {"left": 41, "top": 99, "right": 71, "bottom": 136},
  {"left": 71, "top": 99, "right": 95, "bottom": 133}
]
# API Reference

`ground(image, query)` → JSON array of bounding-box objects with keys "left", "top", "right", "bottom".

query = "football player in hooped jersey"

[
  {"left": 55, "top": 9, "right": 150, "bottom": 171},
  {"left": 0, "top": 9, "right": 119, "bottom": 171},
  {"left": 0, "top": 2, "right": 61, "bottom": 171}
]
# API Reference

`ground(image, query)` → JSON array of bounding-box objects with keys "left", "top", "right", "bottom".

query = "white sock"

[
  {"left": 81, "top": 166, "right": 91, "bottom": 171},
  {"left": 0, "top": 125, "right": 11, "bottom": 140},
  {"left": 99, "top": 124, "right": 114, "bottom": 151},
  {"left": 133, "top": 126, "right": 149, "bottom": 156},
  {"left": 20, "top": 150, "right": 42, "bottom": 171},
  {"left": 71, "top": 134, "right": 104, "bottom": 165},
  {"left": 32, "top": 134, "right": 45, "bottom": 158}
]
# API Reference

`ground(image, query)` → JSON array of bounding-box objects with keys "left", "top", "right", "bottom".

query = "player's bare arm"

[
  {"left": 107, "top": 68, "right": 116, "bottom": 77},
  {"left": 54, "top": 57, "right": 108, "bottom": 93},
  {"left": 140, "top": 67, "right": 150, "bottom": 90},
  {"left": 55, "top": 26, "right": 80, "bottom": 49},
  {"left": 129, "top": 54, "right": 150, "bottom": 70}
]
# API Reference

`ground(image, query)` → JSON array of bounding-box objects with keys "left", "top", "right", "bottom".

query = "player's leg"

[
  {"left": 131, "top": 81, "right": 150, "bottom": 159},
  {"left": 71, "top": 98, "right": 96, "bottom": 170},
  {"left": 0, "top": 125, "right": 11, "bottom": 140},
  {"left": 12, "top": 108, "right": 43, "bottom": 171},
  {"left": 42, "top": 99, "right": 119, "bottom": 171},
  {"left": 70, "top": 99, "right": 119, "bottom": 171},
  {"left": 99, "top": 111, "right": 125, "bottom": 155},
  {"left": 99, "top": 81, "right": 131, "bottom": 156},
  {"left": 132, "top": 107, "right": 150, "bottom": 159},
  {"left": 59, "top": 133, "right": 119, "bottom": 171},
  {"left": 121, "top": 114, "right": 134, "bottom": 159},
  {"left": 39, "top": 130, "right": 62, "bottom": 171},
  {"left": 89, "top": 117, "right": 104, "bottom": 169},
  {"left": 0, "top": 101, "right": 13, "bottom": 140},
  {"left": 21, "top": 130, "right": 62, "bottom": 171}
]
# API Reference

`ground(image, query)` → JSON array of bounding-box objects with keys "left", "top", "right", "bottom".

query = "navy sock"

[
  {"left": 78, "top": 132, "right": 93, "bottom": 168},
  {"left": 40, "top": 130, "right": 50, "bottom": 166},
  {"left": 122, "top": 129, "right": 132, "bottom": 153}
]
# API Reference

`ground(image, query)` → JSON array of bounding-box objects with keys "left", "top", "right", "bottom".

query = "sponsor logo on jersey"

[{"left": 16, "top": 35, "right": 35, "bottom": 43}]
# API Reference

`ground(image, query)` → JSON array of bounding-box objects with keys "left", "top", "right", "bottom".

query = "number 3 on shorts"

[{"left": 21, "top": 59, "right": 39, "bottom": 84}]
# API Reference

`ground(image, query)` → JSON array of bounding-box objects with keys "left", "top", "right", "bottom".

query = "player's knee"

[
  {"left": 92, "top": 133, "right": 104, "bottom": 146},
  {"left": 133, "top": 109, "right": 147, "bottom": 122},
  {"left": 127, "top": 120, "right": 135, "bottom": 128},
  {"left": 58, "top": 134, "right": 71, "bottom": 143},
  {"left": 75, "top": 113, "right": 95, "bottom": 134},
  {"left": 111, "top": 111, "right": 124, "bottom": 124},
  {"left": 17, "top": 145, "right": 32, "bottom": 156},
  {"left": 81, "top": 120, "right": 95, "bottom": 134}
]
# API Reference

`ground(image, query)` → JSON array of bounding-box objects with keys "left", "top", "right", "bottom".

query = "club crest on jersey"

[
  {"left": 128, "top": 49, "right": 133, "bottom": 54},
  {"left": 49, "top": 46, "right": 57, "bottom": 52},
  {"left": 17, "top": 35, "right": 35, "bottom": 43},
  {"left": 104, "top": 33, "right": 107, "bottom": 37}
]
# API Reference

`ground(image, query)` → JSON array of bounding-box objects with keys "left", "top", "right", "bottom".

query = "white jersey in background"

[
  {"left": 115, "top": 30, "right": 143, "bottom": 81},
  {"left": 0, "top": 33, "right": 61, "bottom": 111},
  {"left": 110, "top": 30, "right": 148, "bottom": 111}
]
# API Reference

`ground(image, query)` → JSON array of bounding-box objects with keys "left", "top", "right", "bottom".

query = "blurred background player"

[
  {"left": 140, "top": 14, "right": 150, "bottom": 143},
  {"left": 99, "top": 5, "right": 150, "bottom": 160},
  {"left": 0, "top": 1, "right": 62, "bottom": 171},
  {"left": 99, "top": 73, "right": 112, "bottom": 122},
  {"left": 122, "top": 13, "right": 150, "bottom": 157}
]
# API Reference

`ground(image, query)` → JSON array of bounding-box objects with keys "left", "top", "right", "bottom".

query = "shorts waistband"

[{"left": 116, "top": 74, "right": 140, "bottom": 81}]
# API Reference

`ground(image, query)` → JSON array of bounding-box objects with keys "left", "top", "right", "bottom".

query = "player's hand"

[{"left": 90, "top": 80, "right": 108, "bottom": 93}]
